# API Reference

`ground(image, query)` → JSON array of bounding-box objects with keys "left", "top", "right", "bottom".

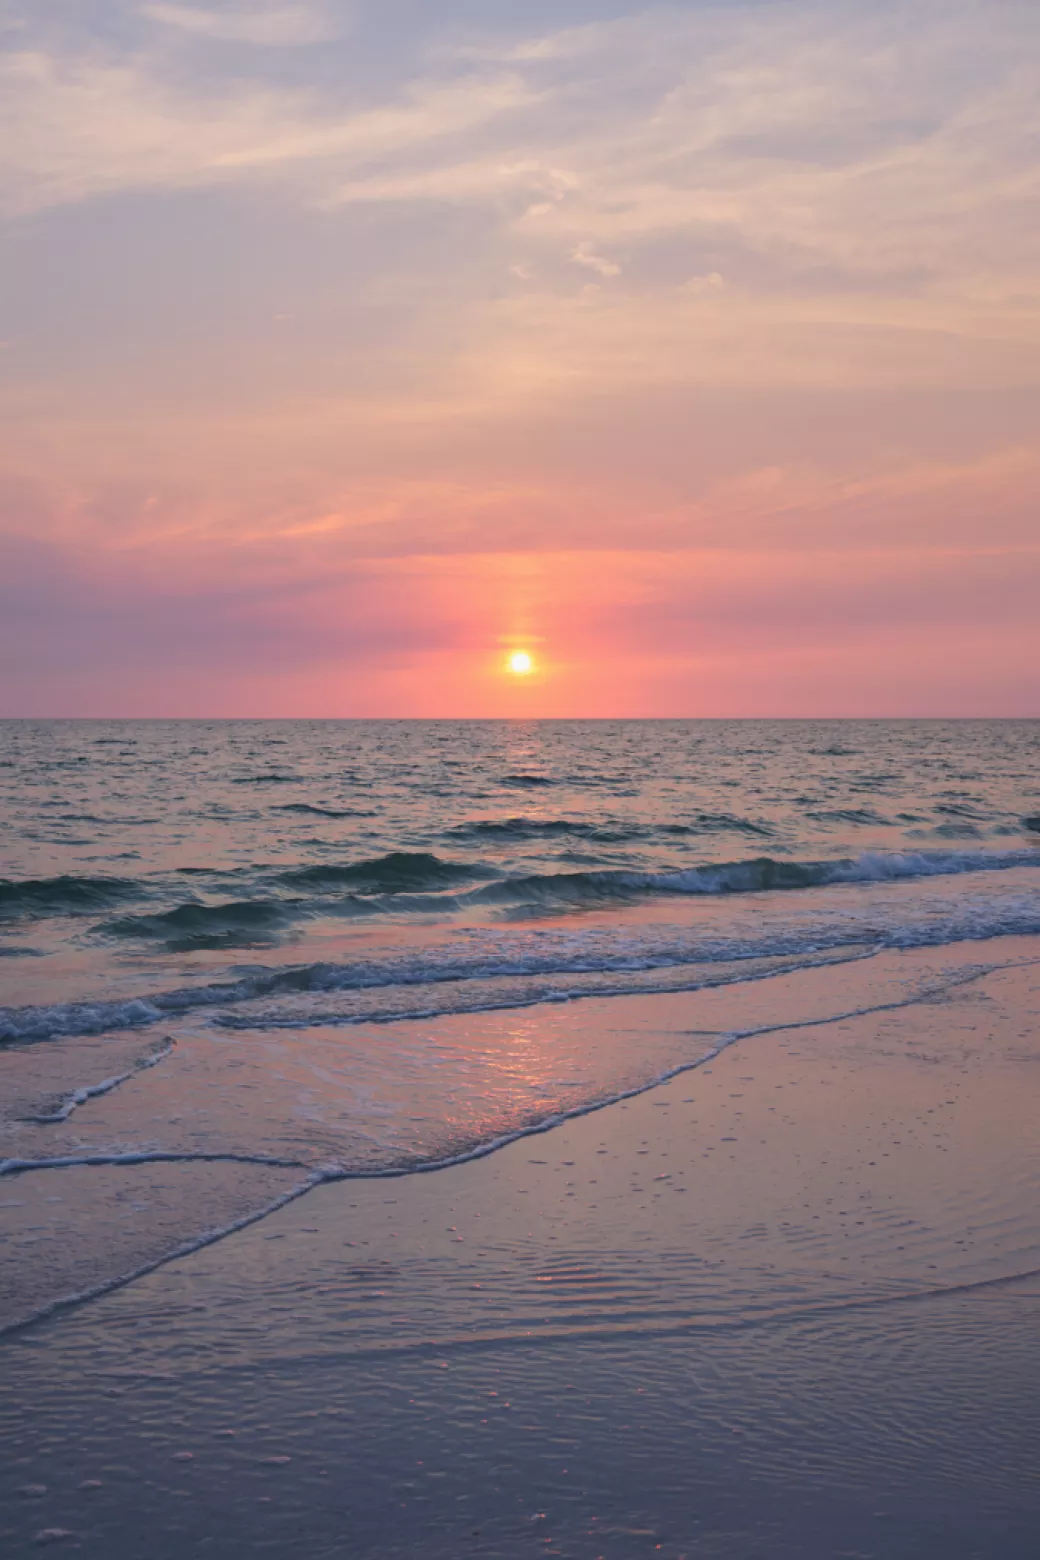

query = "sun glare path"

[{"left": 507, "top": 650, "right": 535, "bottom": 676}]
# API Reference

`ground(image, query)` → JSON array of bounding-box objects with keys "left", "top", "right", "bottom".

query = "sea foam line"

[
  {"left": 26, "top": 1037, "right": 176, "bottom": 1124},
  {"left": 0, "top": 1172, "right": 329, "bottom": 1339},
  {"left": 0, "top": 1149, "right": 312, "bottom": 1177}
]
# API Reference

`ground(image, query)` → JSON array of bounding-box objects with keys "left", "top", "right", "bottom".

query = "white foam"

[
  {"left": 0, "top": 1149, "right": 311, "bottom": 1178},
  {"left": 28, "top": 1037, "right": 176, "bottom": 1124},
  {"left": 3, "top": 870, "right": 1040, "bottom": 1044},
  {"left": 0, "top": 1171, "right": 328, "bottom": 1338}
]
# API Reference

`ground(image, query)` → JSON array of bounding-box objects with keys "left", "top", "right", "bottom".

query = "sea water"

[{"left": 1, "top": 718, "right": 1039, "bottom": 1326}]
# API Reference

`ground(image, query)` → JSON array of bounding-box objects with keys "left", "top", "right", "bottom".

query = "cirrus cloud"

[{"left": 139, "top": 3, "right": 342, "bottom": 47}]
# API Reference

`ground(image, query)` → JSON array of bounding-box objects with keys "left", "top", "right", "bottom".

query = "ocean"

[
  {"left": 2, "top": 718, "right": 1039, "bottom": 1219},
  {"left": 3, "top": 719, "right": 1040, "bottom": 1558}
]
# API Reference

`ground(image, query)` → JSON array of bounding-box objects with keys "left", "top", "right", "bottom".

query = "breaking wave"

[
  {"left": 464, "top": 846, "right": 1040, "bottom": 908},
  {"left": 3, "top": 853, "right": 1040, "bottom": 1044},
  {"left": 2, "top": 847, "right": 1038, "bottom": 938}
]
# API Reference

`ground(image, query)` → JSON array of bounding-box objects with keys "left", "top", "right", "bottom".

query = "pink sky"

[{"left": 1, "top": 0, "right": 1038, "bottom": 716}]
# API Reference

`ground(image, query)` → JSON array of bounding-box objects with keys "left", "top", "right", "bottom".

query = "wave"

[
  {"left": 450, "top": 818, "right": 638, "bottom": 843},
  {"left": 686, "top": 812, "right": 773, "bottom": 836},
  {"left": 231, "top": 773, "right": 302, "bottom": 785},
  {"left": 100, "top": 898, "right": 304, "bottom": 948},
  {"left": 499, "top": 773, "right": 556, "bottom": 787},
  {"left": 806, "top": 808, "right": 890, "bottom": 826},
  {"left": 0, "top": 875, "right": 143, "bottom": 921},
  {"left": 4, "top": 871, "right": 1040, "bottom": 1043},
  {"left": 636, "top": 845, "right": 1040, "bottom": 895},
  {"left": 463, "top": 847, "right": 1040, "bottom": 908},
  {"left": 90, "top": 851, "right": 483, "bottom": 943},
  {"left": 276, "top": 803, "right": 378, "bottom": 819},
  {"left": 274, "top": 852, "right": 486, "bottom": 894},
  {"left": 449, "top": 814, "right": 770, "bottom": 844},
  {"left": 4, "top": 846, "right": 1034, "bottom": 939}
]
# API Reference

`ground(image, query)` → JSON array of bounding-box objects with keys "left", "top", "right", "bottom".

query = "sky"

[{"left": 1, "top": 0, "right": 1037, "bottom": 717}]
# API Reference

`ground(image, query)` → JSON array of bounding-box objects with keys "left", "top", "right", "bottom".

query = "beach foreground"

[{"left": 2, "top": 939, "right": 1038, "bottom": 1558}]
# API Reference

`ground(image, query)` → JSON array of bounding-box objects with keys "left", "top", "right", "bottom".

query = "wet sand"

[{"left": 2, "top": 941, "right": 1039, "bottom": 1557}]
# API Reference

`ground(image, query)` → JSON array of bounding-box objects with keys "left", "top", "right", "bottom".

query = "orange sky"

[{"left": 1, "top": 0, "right": 1038, "bottom": 715}]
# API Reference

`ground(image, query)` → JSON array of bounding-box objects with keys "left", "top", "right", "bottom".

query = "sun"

[{"left": 507, "top": 650, "right": 535, "bottom": 676}]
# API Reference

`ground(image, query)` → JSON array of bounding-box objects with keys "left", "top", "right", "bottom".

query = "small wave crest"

[
  {"left": 231, "top": 773, "right": 301, "bottom": 785},
  {"left": 448, "top": 814, "right": 770, "bottom": 844},
  {"left": 450, "top": 818, "right": 637, "bottom": 844},
  {"left": 463, "top": 847, "right": 1040, "bottom": 908},
  {"left": 275, "top": 852, "right": 486, "bottom": 894},
  {"left": 0, "top": 875, "right": 143, "bottom": 922},
  {"left": 276, "top": 803, "right": 378, "bottom": 819},
  {"left": 806, "top": 808, "right": 890, "bottom": 826},
  {"left": 100, "top": 898, "right": 302, "bottom": 949}
]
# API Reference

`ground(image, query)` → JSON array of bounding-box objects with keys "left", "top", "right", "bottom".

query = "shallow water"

[{"left": 2, "top": 954, "right": 1038, "bottom": 1559}]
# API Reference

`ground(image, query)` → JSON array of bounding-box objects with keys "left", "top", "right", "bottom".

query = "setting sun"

[{"left": 507, "top": 650, "right": 535, "bottom": 676}]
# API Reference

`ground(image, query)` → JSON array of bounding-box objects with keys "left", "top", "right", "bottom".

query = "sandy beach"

[{"left": 3, "top": 937, "right": 1038, "bottom": 1558}]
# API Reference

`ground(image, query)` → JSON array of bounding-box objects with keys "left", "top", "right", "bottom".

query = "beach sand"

[{"left": 2, "top": 940, "right": 1039, "bottom": 1557}]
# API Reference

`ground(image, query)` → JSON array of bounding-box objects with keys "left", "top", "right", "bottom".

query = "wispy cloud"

[
  {"left": 0, "top": 48, "right": 534, "bottom": 212},
  {"left": 2, "top": 0, "right": 1038, "bottom": 714},
  {"left": 570, "top": 241, "right": 620, "bottom": 277},
  {"left": 3, "top": 2, "right": 1037, "bottom": 322},
  {"left": 139, "top": 3, "right": 341, "bottom": 47}
]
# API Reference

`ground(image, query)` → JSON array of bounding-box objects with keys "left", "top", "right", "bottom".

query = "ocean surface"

[
  {"left": 3, "top": 719, "right": 1040, "bottom": 1559},
  {"left": 1, "top": 718, "right": 1039, "bottom": 1325}
]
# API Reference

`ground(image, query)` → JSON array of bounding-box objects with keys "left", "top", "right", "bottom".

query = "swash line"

[
  {"left": 325, "top": 959, "right": 1028, "bottom": 1183},
  {"left": 0, "top": 1172, "right": 332, "bottom": 1339},
  {"left": 0, "top": 1149, "right": 312, "bottom": 1177},
  {"left": 26, "top": 1037, "right": 177, "bottom": 1124}
]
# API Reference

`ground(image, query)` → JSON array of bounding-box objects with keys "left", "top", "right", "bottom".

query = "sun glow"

[{"left": 507, "top": 650, "right": 535, "bottom": 676}]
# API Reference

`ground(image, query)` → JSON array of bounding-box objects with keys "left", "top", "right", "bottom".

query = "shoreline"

[
  {"left": 3, "top": 936, "right": 1038, "bottom": 1338},
  {"left": 2, "top": 939, "right": 1039, "bottom": 1556}
]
